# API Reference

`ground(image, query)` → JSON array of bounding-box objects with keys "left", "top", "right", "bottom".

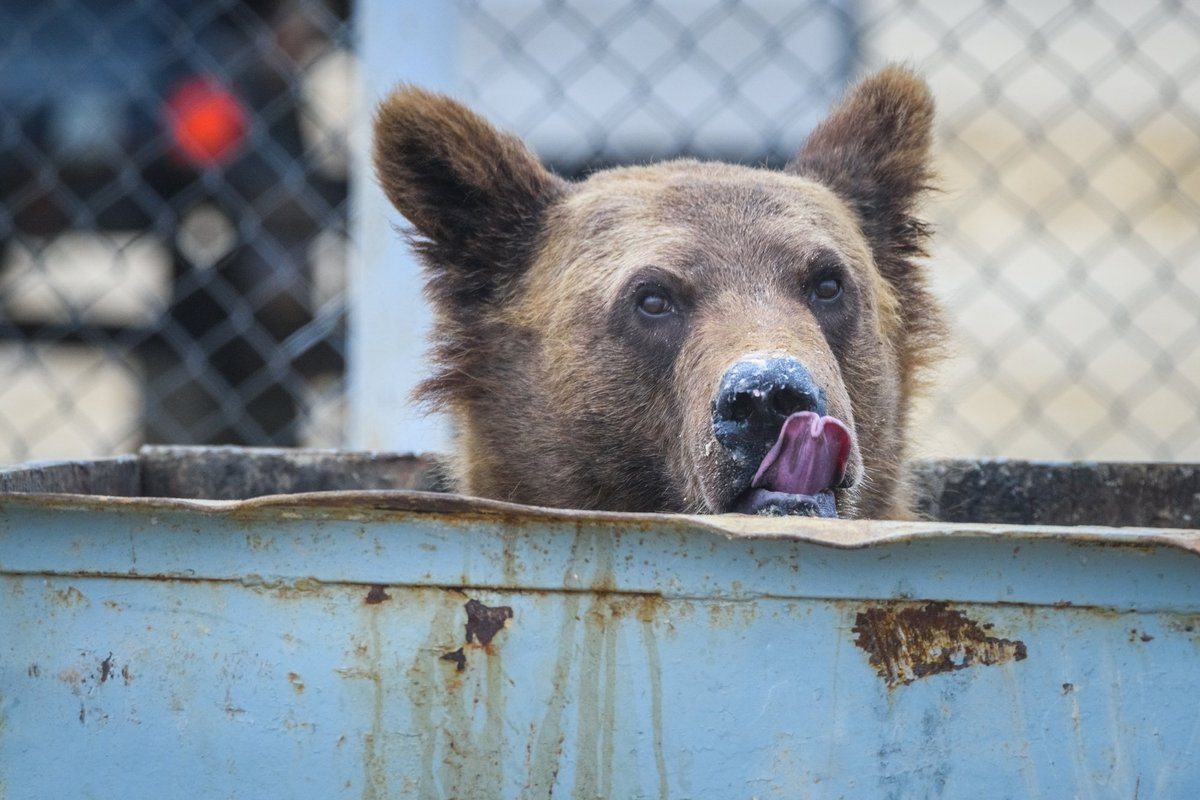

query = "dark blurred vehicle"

[{"left": 0, "top": 0, "right": 346, "bottom": 445}]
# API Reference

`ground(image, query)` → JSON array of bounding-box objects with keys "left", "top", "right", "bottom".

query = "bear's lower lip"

[{"left": 732, "top": 488, "right": 838, "bottom": 518}]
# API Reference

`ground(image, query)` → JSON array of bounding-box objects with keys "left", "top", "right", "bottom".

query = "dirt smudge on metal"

[
  {"left": 571, "top": 597, "right": 614, "bottom": 798},
  {"left": 522, "top": 591, "right": 582, "bottom": 798},
  {"left": 402, "top": 594, "right": 456, "bottom": 796},
  {"left": 355, "top": 597, "right": 389, "bottom": 800},
  {"left": 640, "top": 613, "right": 669, "bottom": 799},
  {"left": 53, "top": 585, "right": 90, "bottom": 607},
  {"left": 852, "top": 601, "right": 1028, "bottom": 688},
  {"left": 402, "top": 589, "right": 507, "bottom": 798},
  {"left": 1129, "top": 628, "right": 1154, "bottom": 643},
  {"left": 465, "top": 598, "right": 513, "bottom": 646}
]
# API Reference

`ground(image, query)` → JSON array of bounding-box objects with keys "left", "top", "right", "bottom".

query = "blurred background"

[{"left": 0, "top": 0, "right": 1197, "bottom": 465}]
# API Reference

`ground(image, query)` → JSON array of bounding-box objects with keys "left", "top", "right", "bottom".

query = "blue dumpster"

[{"left": 1, "top": 447, "right": 1198, "bottom": 798}]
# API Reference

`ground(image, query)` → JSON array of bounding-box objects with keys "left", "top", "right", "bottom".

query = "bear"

[{"left": 372, "top": 66, "right": 945, "bottom": 519}]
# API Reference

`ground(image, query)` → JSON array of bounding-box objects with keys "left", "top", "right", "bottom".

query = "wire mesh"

[
  {"left": 2, "top": 0, "right": 1197, "bottom": 464},
  {"left": 457, "top": 0, "right": 1200, "bottom": 462},
  {"left": 860, "top": 0, "right": 1200, "bottom": 461},
  {"left": 0, "top": 0, "right": 350, "bottom": 463}
]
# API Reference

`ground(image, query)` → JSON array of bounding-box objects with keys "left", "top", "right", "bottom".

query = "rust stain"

[
  {"left": 99, "top": 653, "right": 114, "bottom": 684},
  {"left": 852, "top": 602, "right": 1027, "bottom": 688},
  {"left": 401, "top": 592, "right": 460, "bottom": 796},
  {"left": 365, "top": 584, "right": 391, "bottom": 605},
  {"left": 122, "top": 665, "right": 133, "bottom": 686},
  {"left": 464, "top": 599, "right": 513, "bottom": 646},
  {"left": 703, "top": 599, "right": 758, "bottom": 630},
  {"left": 54, "top": 585, "right": 90, "bottom": 607},
  {"left": 287, "top": 671, "right": 305, "bottom": 694},
  {"left": 607, "top": 593, "right": 666, "bottom": 624},
  {"left": 440, "top": 647, "right": 467, "bottom": 672}
]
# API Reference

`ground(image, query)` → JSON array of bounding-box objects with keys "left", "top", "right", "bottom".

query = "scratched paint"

[{"left": 1, "top": 484, "right": 1199, "bottom": 797}]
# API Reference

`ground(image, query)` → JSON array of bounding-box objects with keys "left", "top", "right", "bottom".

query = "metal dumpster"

[{"left": 1, "top": 447, "right": 1198, "bottom": 798}]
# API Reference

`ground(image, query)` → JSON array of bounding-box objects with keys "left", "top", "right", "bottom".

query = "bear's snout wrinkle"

[{"left": 712, "top": 356, "right": 827, "bottom": 462}]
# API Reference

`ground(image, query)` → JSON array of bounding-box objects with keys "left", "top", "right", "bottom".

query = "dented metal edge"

[{"left": 1, "top": 488, "right": 1198, "bottom": 552}]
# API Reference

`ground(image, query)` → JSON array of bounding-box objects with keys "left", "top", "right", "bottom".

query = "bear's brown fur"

[{"left": 373, "top": 66, "right": 945, "bottom": 519}]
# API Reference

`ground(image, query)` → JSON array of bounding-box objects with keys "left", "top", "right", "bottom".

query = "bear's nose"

[{"left": 712, "top": 356, "right": 827, "bottom": 459}]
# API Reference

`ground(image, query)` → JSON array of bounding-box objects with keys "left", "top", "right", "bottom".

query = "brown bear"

[{"left": 372, "top": 66, "right": 945, "bottom": 519}]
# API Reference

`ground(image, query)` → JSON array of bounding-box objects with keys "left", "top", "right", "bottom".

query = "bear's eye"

[
  {"left": 637, "top": 290, "right": 675, "bottom": 318},
  {"left": 811, "top": 277, "right": 842, "bottom": 303}
]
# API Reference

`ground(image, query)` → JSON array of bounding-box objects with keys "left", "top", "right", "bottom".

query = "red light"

[{"left": 166, "top": 76, "right": 247, "bottom": 167}]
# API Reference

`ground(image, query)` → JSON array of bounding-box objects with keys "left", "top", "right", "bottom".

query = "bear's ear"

[
  {"left": 373, "top": 86, "right": 567, "bottom": 303},
  {"left": 786, "top": 66, "right": 935, "bottom": 274}
]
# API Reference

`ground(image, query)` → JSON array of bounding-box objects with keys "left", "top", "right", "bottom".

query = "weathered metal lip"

[{"left": 4, "top": 488, "right": 1199, "bottom": 553}]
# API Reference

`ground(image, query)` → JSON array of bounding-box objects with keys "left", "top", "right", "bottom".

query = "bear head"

[{"left": 373, "top": 66, "right": 945, "bottom": 519}]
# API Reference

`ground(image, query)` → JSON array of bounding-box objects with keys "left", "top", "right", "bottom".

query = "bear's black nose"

[{"left": 712, "top": 356, "right": 827, "bottom": 460}]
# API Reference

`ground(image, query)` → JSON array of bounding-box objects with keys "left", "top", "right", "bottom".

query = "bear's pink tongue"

[{"left": 750, "top": 412, "right": 852, "bottom": 496}]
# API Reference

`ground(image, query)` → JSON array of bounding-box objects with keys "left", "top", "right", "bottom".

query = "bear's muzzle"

[{"left": 712, "top": 356, "right": 853, "bottom": 517}]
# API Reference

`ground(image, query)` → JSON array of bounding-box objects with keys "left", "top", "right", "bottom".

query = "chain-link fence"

[
  {"left": 0, "top": 0, "right": 350, "bottom": 462},
  {"left": 458, "top": 0, "right": 1200, "bottom": 462},
  {"left": 3, "top": 0, "right": 1198, "bottom": 464},
  {"left": 864, "top": 1, "right": 1200, "bottom": 462}
]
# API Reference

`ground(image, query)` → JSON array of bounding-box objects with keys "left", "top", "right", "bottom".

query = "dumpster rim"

[{"left": 2, "top": 488, "right": 1197, "bottom": 552}]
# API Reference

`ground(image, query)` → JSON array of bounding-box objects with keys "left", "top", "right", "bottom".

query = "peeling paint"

[
  {"left": 364, "top": 585, "right": 391, "bottom": 605},
  {"left": 852, "top": 602, "right": 1028, "bottom": 688},
  {"left": 440, "top": 648, "right": 466, "bottom": 672},
  {"left": 465, "top": 599, "right": 513, "bottom": 646}
]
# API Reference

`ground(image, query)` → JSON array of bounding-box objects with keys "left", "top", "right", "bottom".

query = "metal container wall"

[{"left": 1, "top": 449, "right": 1199, "bottom": 798}]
